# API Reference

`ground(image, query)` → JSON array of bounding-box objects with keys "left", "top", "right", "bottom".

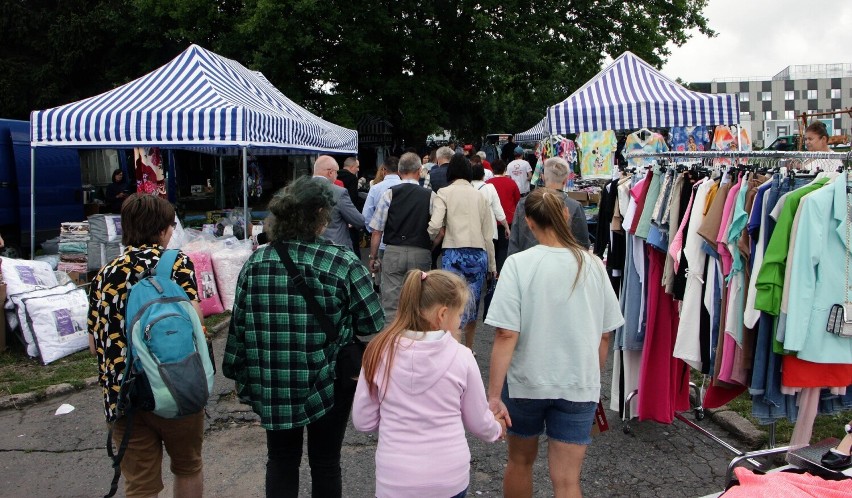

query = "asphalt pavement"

[{"left": 0, "top": 320, "right": 752, "bottom": 497}]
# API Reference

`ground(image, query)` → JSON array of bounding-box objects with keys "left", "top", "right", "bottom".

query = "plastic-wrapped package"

[
  {"left": 167, "top": 215, "right": 188, "bottom": 250},
  {"left": 22, "top": 287, "right": 89, "bottom": 364},
  {"left": 8, "top": 282, "right": 77, "bottom": 357},
  {"left": 211, "top": 237, "right": 253, "bottom": 311},
  {"left": 186, "top": 251, "right": 224, "bottom": 317},
  {"left": 87, "top": 214, "right": 122, "bottom": 242},
  {"left": 1, "top": 257, "right": 59, "bottom": 306},
  {"left": 34, "top": 254, "right": 60, "bottom": 270}
]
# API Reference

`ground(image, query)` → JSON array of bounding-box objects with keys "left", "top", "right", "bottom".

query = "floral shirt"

[{"left": 87, "top": 245, "right": 198, "bottom": 422}]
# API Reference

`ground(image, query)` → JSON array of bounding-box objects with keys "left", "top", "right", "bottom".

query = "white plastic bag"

[{"left": 211, "top": 237, "right": 253, "bottom": 311}]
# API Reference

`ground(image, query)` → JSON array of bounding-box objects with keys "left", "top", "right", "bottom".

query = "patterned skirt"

[{"left": 442, "top": 248, "right": 487, "bottom": 327}]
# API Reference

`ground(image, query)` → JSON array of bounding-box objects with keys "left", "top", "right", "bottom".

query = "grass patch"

[
  {"left": 204, "top": 311, "right": 231, "bottom": 330},
  {"left": 0, "top": 349, "right": 96, "bottom": 396},
  {"left": 0, "top": 311, "right": 231, "bottom": 397},
  {"left": 690, "top": 371, "right": 852, "bottom": 445}
]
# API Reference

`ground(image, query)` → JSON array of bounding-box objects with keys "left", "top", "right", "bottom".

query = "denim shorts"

[{"left": 502, "top": 384, "right": 597, "bottom": 445}]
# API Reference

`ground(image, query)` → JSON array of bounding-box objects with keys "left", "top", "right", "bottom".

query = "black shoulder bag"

[{"left": 273, "top": 242, "right": 365, "bottom": 387}]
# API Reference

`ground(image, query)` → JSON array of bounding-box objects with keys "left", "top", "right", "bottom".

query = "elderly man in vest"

[{"left": 367, "top": 152, "right": 437, "bottom": 319}]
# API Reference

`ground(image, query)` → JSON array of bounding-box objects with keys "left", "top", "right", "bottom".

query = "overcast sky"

[{"left": 662, "top": 0, "right": 852, "bottom": 83}]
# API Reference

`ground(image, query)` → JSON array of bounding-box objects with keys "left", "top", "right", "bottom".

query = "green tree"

[{"left": 0, "top": 0, "right": 713, "bottom": 145}]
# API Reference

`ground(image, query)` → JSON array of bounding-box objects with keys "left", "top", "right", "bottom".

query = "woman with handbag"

[{"left": 223, "top": 174, "right": 384, "bottom": 498}]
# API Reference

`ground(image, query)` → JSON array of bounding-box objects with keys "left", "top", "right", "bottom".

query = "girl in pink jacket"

[{"left": 353, "top": 270, "right": 505, "bottom": 498}]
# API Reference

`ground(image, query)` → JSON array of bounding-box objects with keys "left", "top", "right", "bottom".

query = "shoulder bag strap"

[{"left": 272, "top": 242, "right": 339, "bottom": 345}]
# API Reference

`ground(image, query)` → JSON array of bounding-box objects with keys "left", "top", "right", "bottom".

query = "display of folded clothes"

[
  {"left": 60, "top": 222, "right": 90, "bottom": 237},
  {"left": 58, "top": 241, "right": 88, "bottom": 254},
  {"left": 60, "top": 253, "right": 88, "bottom": 264},
  {"left": 59, "top": 221, "right": 90, "bottom": 271},
  {"left": 57, "top": 261, "right": 88, "bottom": 273}
]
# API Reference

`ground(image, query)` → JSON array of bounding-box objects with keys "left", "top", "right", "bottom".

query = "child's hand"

[{"left": 496, "top": 415, "right": 507, "bottom": 439}]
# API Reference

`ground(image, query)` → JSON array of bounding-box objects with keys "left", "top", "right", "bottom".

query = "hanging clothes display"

[
  {"left": 133, "top": 147, "right": 167, "bottom": 198},
  {"left": 610, "top": 147, "right": 852, "bottom": 437},
  {"left": 623, "top": 130, "right": 669, "bottom": 170},
  {"left": 576, "top": 131, "right": 617, "bottom": 178},
  {"left": 670, "top": 126, "right": 710, "bottom": 152}
]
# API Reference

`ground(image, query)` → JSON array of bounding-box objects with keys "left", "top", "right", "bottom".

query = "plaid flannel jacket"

[{"left": 223, "top": 239, "right": 383, "bottom": 429}]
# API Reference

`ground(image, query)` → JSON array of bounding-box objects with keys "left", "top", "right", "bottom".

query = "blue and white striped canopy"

[
  {"left": 547, "top": 52, "right": 739, "bottom": 135},
  {"left": 514, "top": 117, "right": 548, "bottom": 143},
  {"left": 31, "top": 44, "right": 357, "bottom": 154}
]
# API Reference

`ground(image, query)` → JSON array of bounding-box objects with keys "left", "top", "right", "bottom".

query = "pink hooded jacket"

[{"left": 352, "top": 332, "right": 501, "bottom": 498}]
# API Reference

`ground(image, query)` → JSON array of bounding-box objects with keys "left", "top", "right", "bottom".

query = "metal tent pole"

[
  {"left": 30, "top": 147, "right": 35, "bottom": 259},
  {"left": 242, "top": 146, "right": 249, "bottom": 231},
  {"left": 218, "top": 155, "right": 224, "bottom": 209}
]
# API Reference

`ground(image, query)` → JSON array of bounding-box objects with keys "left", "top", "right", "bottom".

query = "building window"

[
  {"left": 831, "top": 88, "right": 842, "bottom": 99},
  {"left": 784, "top": 110, "right": 795, "bottom": 120},
  {"left": 785, "top": 91, "right": 794, "bottom": 101},
  {"left": 761, "top": 91, "right": 772, "bottom": 101},
  {"left": 835, "top": 129, "right": 844, "bottom": 136},
  {"left": 807, "top": 89, "right": 817, "bottom": 99},
  {"left": 764, "top": 110, "right": 774, "bottom": 120},
  {"left": 739, "top": 92, "right": 749, "bottom": 102}
]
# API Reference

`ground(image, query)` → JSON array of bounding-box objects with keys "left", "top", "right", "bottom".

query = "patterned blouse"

[{"left": 87, "top": 245, "right": 198, "bottom": 422}]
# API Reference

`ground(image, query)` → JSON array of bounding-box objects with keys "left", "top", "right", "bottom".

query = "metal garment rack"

[
  {"left": 624, "top": 150, "right": 852, "bottom": 160},
  {"left": 613, "top": 148, "right": 852, "bottom": 482}
]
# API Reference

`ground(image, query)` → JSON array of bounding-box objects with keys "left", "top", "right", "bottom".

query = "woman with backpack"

[
  {"left": 87, "top": 193, "right": 206, "bottom": 498},
  {"left": 223, "top": 175, "right": 384, "bottom": 498}
]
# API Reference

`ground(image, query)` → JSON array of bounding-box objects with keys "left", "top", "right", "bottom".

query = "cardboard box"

[
  {"left": 68, "top": 270, "right": 98, "bottom": 286},
  {"left": 566, "top": 191, "right": 590, "bottom": 206},
  {"left": 588, "top": 192, "right": 601, "bottom": 205}
]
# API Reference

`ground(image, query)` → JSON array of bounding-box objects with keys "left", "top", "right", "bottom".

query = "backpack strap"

[
  {"left": 152, "top": 249, "right": 180, "bottom": 285},
  {"left": 272, "top": 242, "right": 339, "bottom": 345},
  {"left": 103, "top": 410, "right": 136, "bottom": 498}
]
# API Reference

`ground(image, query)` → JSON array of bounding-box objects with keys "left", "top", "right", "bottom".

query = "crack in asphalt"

[{"left": 0, "top": 447, "right": 102, "bottom": 453}]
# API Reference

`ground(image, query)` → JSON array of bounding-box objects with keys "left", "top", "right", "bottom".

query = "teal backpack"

[{"left": 104, "top": 249, "right": 214, "bottom": 497}]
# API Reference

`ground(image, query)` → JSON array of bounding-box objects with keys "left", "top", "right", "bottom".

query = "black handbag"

[{"left": 273, "top": 242, "right": 365, "bottom": 384}]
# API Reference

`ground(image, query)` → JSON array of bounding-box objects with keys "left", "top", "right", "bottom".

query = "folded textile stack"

[
  {"left": 87, "top": 215, "right": 124, "bottom": 270},
  {"left": 57, "top": 222, "right": 89, "bottom": 273}
]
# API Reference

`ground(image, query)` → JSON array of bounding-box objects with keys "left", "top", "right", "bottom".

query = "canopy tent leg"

[
  {"left": 30, "top": 147, "right": 35, "bottom": 259},
  {"left": 217, "top": 156, "right": 224, "bottom": 209},
  {"left": 242, "top": 146, "right": 249, "bottom": 232}
]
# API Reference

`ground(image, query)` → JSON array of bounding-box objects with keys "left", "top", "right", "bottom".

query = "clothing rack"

[
  {"left": 613, "top": 148, "right": 852, "bottom": 480},
  {"left": 624, "top": 150, "right": 852, "bottom": 161}
]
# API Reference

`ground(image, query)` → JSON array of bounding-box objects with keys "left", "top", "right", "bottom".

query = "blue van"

[{"left": 0, "top": 119, "right": 84, "bottom": 253}]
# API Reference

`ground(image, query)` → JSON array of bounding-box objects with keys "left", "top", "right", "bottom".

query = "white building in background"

[{"left": 694, "top": 63, "right": 852, "bottom": 147}]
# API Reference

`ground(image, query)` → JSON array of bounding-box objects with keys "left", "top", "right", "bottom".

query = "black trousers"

[
  {"left": 495, "top": 224, "right": 510, "bottom": 274},
  {"left": 265, "top": 381, "right": 356, "bottom": 498}
]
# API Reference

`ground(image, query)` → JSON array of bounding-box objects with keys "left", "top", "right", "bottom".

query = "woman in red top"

[{"left": 486, "top": 159, "right": 521, "bottom": 273}]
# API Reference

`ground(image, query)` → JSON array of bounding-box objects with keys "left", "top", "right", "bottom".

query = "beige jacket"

[{"left": 428, "top": 180, "right": 496, "bottom": 272}]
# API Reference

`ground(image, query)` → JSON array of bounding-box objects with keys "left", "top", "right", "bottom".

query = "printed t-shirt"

[
  {"left": 506, "top": 159, "right": 532, "bottom": 194},
  {"left": 623, "top": 131, "right": 669, "bottom": 169},
  {"left": 576, "top": 131, "right": 617, "bottom": 177},
  {"left": 670, "top": 126, "right": 710, "bottom": 152}
]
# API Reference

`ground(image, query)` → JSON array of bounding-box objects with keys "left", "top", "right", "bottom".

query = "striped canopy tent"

[
  {"left": 31, "top": 44, "right": 357, "bottom": 153},
  {"left": 547, "top": 51, "right": 739, "bottom": 135},
  {"left": 513, "top": 117, "right": 548, "bottom": 143},
  {"left": 28, "top": 44, "right": 356, "bottom": 254}
]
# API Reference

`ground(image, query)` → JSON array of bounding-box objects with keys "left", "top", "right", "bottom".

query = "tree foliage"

[{"left": 0, "top": 0, "right": 712, "bottom": 145}]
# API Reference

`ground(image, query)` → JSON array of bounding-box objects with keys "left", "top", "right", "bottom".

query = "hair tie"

[{"left": 421, "top": 271, "right": 428, "bottom": 281}]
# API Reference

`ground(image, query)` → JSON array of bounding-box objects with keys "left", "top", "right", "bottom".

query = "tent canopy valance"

[
  {"left": 547, "top": 51, "right": 739, "bottom": 135},
  {"left": 30, "top": 44, "right": 357, "bottom": 154},
  {"left": 514, "top": 117, "right": 548, "bottom": 143}
]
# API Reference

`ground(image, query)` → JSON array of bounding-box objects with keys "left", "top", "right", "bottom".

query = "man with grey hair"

[
  {"left": 312, "top": 155, "right": 365, "bottom": 253},
  {"left": 368, "top": 152, "right": 437, "bottom": 319},
  {"left": 423, "top": 146, "right": 454, "bottom": 192},
  {"left": 507, "top": 156, "right": 590, "bottom": 256}
]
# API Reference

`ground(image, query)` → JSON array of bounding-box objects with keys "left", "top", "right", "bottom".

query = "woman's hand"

[
  {"left": 489, "top": 397, "right": 512, "bottom": 427},
  {"left": 496, "top": 414, "right": 508, "bottom": 439}
]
